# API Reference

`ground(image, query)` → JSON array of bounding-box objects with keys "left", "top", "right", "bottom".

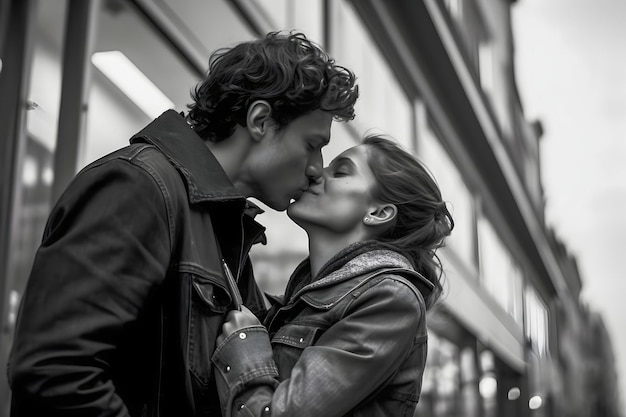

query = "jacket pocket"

[
  {"left": 188, "top": 275, "right": 230, "bottom": 394},
  {"left": 271, "top": 323, "right": 321, "bottom": 347},
  {"left": 191, "top": 275, "right": 231, "bottom": 313},
  {"left": 270, "top": 323, "right": 323, "bottom": 380}
]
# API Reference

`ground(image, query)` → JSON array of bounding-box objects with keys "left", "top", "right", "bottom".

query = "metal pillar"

[
  {"left": 51, "top": 0, "right": 100, "bottom": 204},
  {"left": 0, "top": 2, "right": 39, "bottom": 414}
]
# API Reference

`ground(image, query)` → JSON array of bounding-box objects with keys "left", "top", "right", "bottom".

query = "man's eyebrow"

[{"left": 311, "top": 135, "right": 330, "bottom": 146}]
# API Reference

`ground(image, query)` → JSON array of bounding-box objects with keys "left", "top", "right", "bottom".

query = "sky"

[{"left": 512, "top": 0, "right": 626, "bottom": 409}]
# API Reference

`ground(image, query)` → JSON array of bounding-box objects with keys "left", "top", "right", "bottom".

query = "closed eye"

[{"left": 328, "top": 157, "right": 356, "bottom": 177}]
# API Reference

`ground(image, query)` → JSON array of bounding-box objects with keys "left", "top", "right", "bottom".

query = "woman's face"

[{"left": 287, "top": 144, "right": 378, "bottom": 234}]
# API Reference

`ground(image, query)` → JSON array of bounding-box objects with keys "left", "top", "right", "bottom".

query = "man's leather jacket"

[
  {"left": 212, "top": 242, "right": 433, "bottom": 417},
  {"left": 8, "top": 110, "right": 267, "bottom": 417}
]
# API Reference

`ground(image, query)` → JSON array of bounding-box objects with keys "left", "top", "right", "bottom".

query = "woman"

[{"left": 212, "top": 135, "right": 454, "bottom": 417}]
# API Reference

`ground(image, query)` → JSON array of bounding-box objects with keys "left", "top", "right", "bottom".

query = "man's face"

[{"left": 246, "top": 110, "right": 333, "bottom": 211}]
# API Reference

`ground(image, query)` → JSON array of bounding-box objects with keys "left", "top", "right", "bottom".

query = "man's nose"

[
  {"left": 305, "top": 155, "right": 323, "bottom": 182},
  {"left": 308, "top": 175, "right": 323, "bottom": 187}
]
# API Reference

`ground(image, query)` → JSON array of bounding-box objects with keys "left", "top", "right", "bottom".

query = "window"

[
  {"left": 443, "top": 0, "right": 462, "bottom": 20},
  {"left": 524, "top": 286, "right": 549, "bottom": 356},
  {"left": 251, "top": 0, "right": 324, "bottom": 43},
  {"left": 330, "top": 0, "right": 412, "bottom": 150},
  {"left": 82, "top": 0, "right": 255, "bottom": 168},
  {"left": 477, "top": 216, "right": 524, "bottom": 325},
  {"left": 418, "top": 104, "right": 476, "bottom": 271},
  {"left": 10, "top": 0, "right": 68, "bottom": 328},
  {"left": 1, "top": 1, "right": 68, "bottom": 410},
  {"left": 415, "top": 333, "right": 462, "bottom": 417},
  {"left": 479, "top": 41, "right": 494, "bottom": 94}
]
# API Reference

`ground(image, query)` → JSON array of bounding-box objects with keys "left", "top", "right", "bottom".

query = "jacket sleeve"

[
  {"left": 211, "top": 277, "right": 423, "bottom": 417},
  {"left": 8, "top": 158, "right": 171, "bottom": 417}
]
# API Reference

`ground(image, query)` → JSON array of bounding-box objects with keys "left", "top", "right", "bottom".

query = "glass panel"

[
  {"left": 82, "top": 0, "right": 255, "bottom": 168},
  {"left": 331, "top": 0, "right": 412, "bottom": 150},
  {"left": 415, "top": 332, "right": 462, "bottom": 417},
  {"left": 477, "top": 216, "right": 509, "bottom": 299},
  {"left": 25, "top": 0, "right": 65, "bottom": 152},
  {"left": 444, "top": 0, "right": 462, "bottom": 20},
  {"left": 509, "top": 262, "right": 524, "bottom": 324},
  {"left": 158, "top": 0, "right": 256, "bottom": 57},
  {"left": 8, "top": 0, "right": 67, "bottom": 342},
  {"left": 524, "top": 286, "right": 548, "bottom": 356},
  {"left": 253, "top": 0, "right": 291, "bottom": 29},
  {"left": 479, "top": 41, "right": 493, "bottom": 93},
  {"left": 479, "top": 350, "right": 498, "bottom": 417},
  {"left": 477, "top": 216, "right": 525, "bottom": 325},
  {"left": 251, "top": 0, "right": 324, "bottom": 44},
  {"left": 1, "top": 1, "right": 67, "bottom": 414},
  {"left": 418, "top": 107, "right": 475, "bottom": 270}
]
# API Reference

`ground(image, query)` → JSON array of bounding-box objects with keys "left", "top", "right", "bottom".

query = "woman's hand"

[{"left": 217, "top": 305, "right": 261, "bottom": 345}]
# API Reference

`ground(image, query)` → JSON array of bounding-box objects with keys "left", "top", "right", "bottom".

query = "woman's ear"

[
  {"left": 364, "top": 204, "right": 397, "bottom": 226},
  {"left": 246, "top": 100, "right": 273, "bottom": 141}
]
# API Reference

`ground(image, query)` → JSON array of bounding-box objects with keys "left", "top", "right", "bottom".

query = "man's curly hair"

[{"left": 186, "top": 31, "right": 358, "bottom": 142}]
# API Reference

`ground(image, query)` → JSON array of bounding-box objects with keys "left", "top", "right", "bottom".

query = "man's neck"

[{"left": 205, "top": 127, "right": 254, "bottom": 195}]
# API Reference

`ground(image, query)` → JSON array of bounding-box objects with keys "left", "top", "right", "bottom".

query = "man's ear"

[
  {"left": 246, "top": 100, "right": 273, "bottom": 141},
  {"left": 364, "top": 204, "right": 397, "bottom": 226}
]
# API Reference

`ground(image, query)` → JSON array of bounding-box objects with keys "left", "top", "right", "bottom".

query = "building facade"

[{"left": 0, "top": 0, "right": 621, "bottom": 416}]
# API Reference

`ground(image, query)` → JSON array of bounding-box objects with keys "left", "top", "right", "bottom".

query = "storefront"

[{"left": 0, "top": 1, "right": 556, "bottom": 416}]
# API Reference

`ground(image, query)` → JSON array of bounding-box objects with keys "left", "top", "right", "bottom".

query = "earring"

[{"left": 364, "top": 217, "right": 371, "bottom": 223}]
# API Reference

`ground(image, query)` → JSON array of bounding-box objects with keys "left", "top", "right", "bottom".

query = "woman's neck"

[{"left": 307, "top": 232, "right": 365, "bottom": 278}]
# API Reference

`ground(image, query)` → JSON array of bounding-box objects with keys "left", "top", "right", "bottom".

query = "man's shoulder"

[
  {"left": 78, "top": 143, "right": 187, "bottom": 206},
  {"left": 83, "top": 142, "right": 161, "bottom": 169}
]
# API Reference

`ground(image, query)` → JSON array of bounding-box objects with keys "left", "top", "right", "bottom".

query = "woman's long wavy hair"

[
  {"left": 364, "top": 135, "right": 454, "bottom": 308},
  {"left": 187, "top": 31, "right": 358, "bottom": 142}
]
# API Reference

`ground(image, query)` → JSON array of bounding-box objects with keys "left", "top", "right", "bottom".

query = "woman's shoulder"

[
  {"left": 299, "top": 267, "right": 425, "bottom": 311},
  {"left": 362, "top": 269, "right": 428, "bottom": 307}
]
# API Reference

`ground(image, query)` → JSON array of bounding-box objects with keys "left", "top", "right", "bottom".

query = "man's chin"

[
  {"left": 286, "top": 200, "right": 300, "bottom": 217},
  {"left": 264, "top": 199, "right": 291, "bottom": 212}
]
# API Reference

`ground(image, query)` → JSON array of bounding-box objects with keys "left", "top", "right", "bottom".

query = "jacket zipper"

[{"left": 222, "top": 258, "right": 242, "bottom": 310}]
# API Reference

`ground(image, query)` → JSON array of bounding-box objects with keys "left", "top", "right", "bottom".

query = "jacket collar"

[
  {"left": 130, "top": 110, "right": 246, "bottom": 207},
  {"left": 286, "top": 241, "right": 434, "bottom": 304}
]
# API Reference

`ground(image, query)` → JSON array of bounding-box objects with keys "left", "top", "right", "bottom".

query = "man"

[{"left": 8, "top": 31, "right": 358, "bottom": 417}]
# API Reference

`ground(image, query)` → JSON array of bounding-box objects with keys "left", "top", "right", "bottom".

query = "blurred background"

[{"left": 0, "top": 1, "right": 623, "bottom": 416}]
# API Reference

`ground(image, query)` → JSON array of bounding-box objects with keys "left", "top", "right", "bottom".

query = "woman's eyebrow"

[{"left": 329, "top": 156, "right": 357, "bottom": 169}]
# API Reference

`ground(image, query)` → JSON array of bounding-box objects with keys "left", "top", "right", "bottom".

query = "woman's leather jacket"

[{"left": 212, "top": 242, "right": 433, "bottom": 417}]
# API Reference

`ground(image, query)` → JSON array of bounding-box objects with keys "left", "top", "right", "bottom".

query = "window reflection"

[
  {"left": 415, "top": 333, "right": 463, "bottom": 417},
  {"left": 83, "top": 1, "right": 197, "bottom": 167},
  {"left": 525, "top": 286, "right": 549, "bottom": 356},
  {"left": 477, "top": 216, "right": 525, "bottom": 325},
  {"left": 251, "top": 0, "right": 324, "bottom": 43},
  {"left": 331, "top": 0, "right": 412, "bottom": 150},
  {"left": 83, "top": 0, "right": 256, "bottom": 168},
  {"left": 418, "top": 109, "right": 475, "bottom": 271},
  {"left": 6, "top": 0, "right": 67, "bottom": 329},
  {"left": 0, "top": 2, "right": 67, "bottom": 413}
]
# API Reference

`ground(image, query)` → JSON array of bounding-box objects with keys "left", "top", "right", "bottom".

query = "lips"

[
  {"left": 289, "top": 187, "right": 318, "bottom": 205},
  {"left": 289, "top": 190, "right": 305, "bottom": 204}
]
